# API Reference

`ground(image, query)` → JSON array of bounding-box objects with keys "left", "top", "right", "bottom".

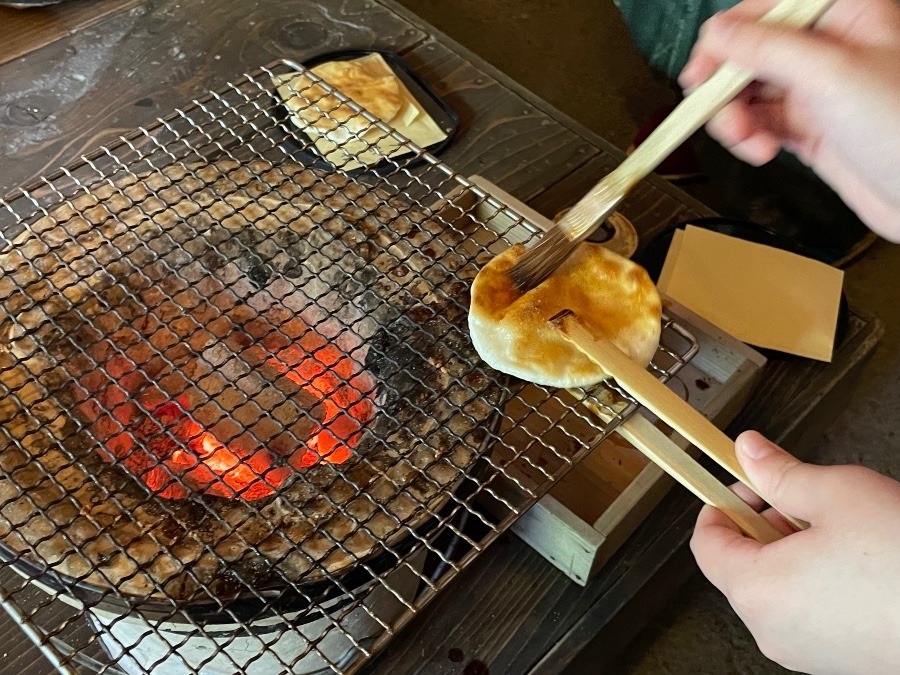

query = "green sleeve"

[{"left": 613, "top": 0, "right": 740, "bottom": 79}]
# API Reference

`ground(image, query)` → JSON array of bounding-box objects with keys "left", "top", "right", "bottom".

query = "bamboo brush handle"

[
  {"left": 556, "top": 0, "right": 838, "bottom": 243},
  {"left": 559, "top": 317, "right": 808, "bottom": 532}
]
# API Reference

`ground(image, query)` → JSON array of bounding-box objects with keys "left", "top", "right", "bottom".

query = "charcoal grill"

[{"left": 0, "top": 59, "right": 698, "bottom": 674}]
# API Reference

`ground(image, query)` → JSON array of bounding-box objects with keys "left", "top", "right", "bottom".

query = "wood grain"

[
  {"left": 0, "top": 0, "right": 143, "bottom": 66},
  {"left": 732, "top": 315, "right": 886, "bottom": 452},
  {"left": 402, "top": 40, "right": 597, "bottom": 201},
  {"left": 0, "top": 1, "right": 596, "bottom": 203},
  {"left": 559, "top": 319, "right": 763, "bottom": 508},
  {"left": 0, "top": 0, "right": 427, "bottom": 195}
]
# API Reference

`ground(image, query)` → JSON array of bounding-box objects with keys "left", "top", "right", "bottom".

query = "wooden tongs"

[{"left": 554, "top": 312, "right": 806, "bottom": 544}]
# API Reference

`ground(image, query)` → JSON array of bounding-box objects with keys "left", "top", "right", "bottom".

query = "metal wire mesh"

[{"left": 0, "top": 59, "right": 698, "bottom": 674}]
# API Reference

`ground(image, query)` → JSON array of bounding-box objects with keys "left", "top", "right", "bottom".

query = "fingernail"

[{"left": 736, "top": 431, "right": 771, "bottom": 460}]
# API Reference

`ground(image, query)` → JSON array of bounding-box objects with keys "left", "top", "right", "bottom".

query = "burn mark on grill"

[
  {"left": 271, "top": 228, "right": 302, "bottom": 248},
  {"left": 248, "top": 264, "right": 271, "bottom": 287},
  {"left": 357, "top": 241, "right": 378, "bottom": 262},
  {"left": 365, "top": 300, "right": 498, "bottom": 484},
  {"left": 156, "top": 517, "right": 187, "bottom": 542},
  {"left": 407, "top": 304, "right": 436, "bottom": 324},
  {"left": 369, "top": 304, "right": 455, "bottom": 408},
  {"left": 202, "top": 250, "right": 226, "bottom": 271},
  {"left": 281, "top": 260, "right": 304, "bottom": 279},
  {"left": 228, "top": 329, "right": 253, "bottom": 350}
]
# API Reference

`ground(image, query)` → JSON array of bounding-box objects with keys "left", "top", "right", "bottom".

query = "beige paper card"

[{"left": 658, "top": 226, "right": 843, "bottom": 361}]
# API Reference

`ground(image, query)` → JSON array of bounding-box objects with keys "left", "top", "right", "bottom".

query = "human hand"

[
  {"left": 679, "top": 0, "right": 900, "bottom": 240},
  {"left": 691, "top": 431, "right": 900, "bottom": 674}
]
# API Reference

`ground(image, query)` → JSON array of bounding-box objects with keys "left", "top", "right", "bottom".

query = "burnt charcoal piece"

[{"left": 247, "top": 263, "right": 272, "bottom": 287}]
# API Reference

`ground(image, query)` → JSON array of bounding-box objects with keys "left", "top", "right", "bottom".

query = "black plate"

[
  {"left": 634, "top": 217, "right": 850, "bottom": 359},
  {"left": 274, "top": 50, "right": 459, "bottom": 176}
]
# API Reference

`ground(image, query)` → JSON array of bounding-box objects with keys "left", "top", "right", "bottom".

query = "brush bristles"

[{"left": 509, "top": 226, "right": 580, "bottom": 291}]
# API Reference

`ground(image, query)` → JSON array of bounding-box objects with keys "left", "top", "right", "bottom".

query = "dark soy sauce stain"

[
  {"left": 464, "top": 660, "right": 489, "bottom": 675},
  {"left": 448, "top": 648, "right": 464, "bottom": 663}
]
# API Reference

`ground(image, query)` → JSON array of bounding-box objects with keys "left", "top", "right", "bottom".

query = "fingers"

[
  {"left": 679, "top": 0, "right": 781, "bottom": 89},
  {"left": 728, "top": 133, "right": 782, "bottom": 166},
  {"left": 720, "top": 0, "right": 780, "bottom": 18},
  {"left": 758, "top": 505, "right": 802, "bottom": 536},
  {"left": 691, "top": 503, "right": 764, "bottom": 595},
  {"left": 705, "top": 100, "right": 782, "bottom": 166},
  {"left": 730, "top": 479, "right": 764, "bottom": 510},
  {"left": 705, "top": 101, "right": 754, "bottom": 147},
  {"left": 678, "top": 6, "right": 823, "bottom": 168},
  {"left": 678, "top": 52, "right": 718, "bottom": 93},
  {"left": 728, "top": 481, "right": 797, "bottom": 536},
  {"left": 734, "top": 431, "right": 827, "bottom": 521},
  {"left": 687, "top": 14, "right": 845, "bottom": 94}
]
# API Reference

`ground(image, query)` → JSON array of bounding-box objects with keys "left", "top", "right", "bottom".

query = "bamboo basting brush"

[{"left": 509, "top": 0, "right": 839, "bottom": 292}]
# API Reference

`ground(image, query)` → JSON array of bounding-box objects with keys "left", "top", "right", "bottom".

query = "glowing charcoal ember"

[{"left": 75, "top": 319, "right": 375, "bottom": 501}]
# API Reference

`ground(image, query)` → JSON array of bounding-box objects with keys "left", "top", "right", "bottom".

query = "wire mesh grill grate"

[{"left": 0, "top": 59, "right": 697, "bottom": 674}]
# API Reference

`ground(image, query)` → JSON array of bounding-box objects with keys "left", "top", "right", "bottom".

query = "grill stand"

[{"left": 88, "top": 548, "right": 425, "bottom": 675}]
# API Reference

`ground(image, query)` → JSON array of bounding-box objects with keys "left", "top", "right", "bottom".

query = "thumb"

[
  {"left": 735, "top": 431, "right": 827, "bottom": 522},
  {"left": 700, "top": 13, "right": 848, "bottom": 94}
]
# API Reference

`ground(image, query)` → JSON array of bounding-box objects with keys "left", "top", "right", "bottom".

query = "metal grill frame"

[{"left": 0, "top": 58, "right": 698, "bottom": 675}]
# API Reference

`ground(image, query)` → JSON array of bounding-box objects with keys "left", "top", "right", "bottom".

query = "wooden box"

[
  {"left": 449, "top": 178, "right": 766, "bottom": 585},
  {"left": 509, "top": 306, "right": 764, "bottom": 584}
]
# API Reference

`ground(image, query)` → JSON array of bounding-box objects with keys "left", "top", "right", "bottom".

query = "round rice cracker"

[{"left": 469, "top": 243, "right": 661, "bottom": 388}]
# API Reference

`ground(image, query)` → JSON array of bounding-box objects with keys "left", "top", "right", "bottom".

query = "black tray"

[{"left": 276, "top": 50, "right": 459, "bottom": 176}]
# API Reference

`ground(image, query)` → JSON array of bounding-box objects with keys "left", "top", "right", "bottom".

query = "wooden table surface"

[{"left": 0, "top": 1, "right": 882, "bottom": 674}]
